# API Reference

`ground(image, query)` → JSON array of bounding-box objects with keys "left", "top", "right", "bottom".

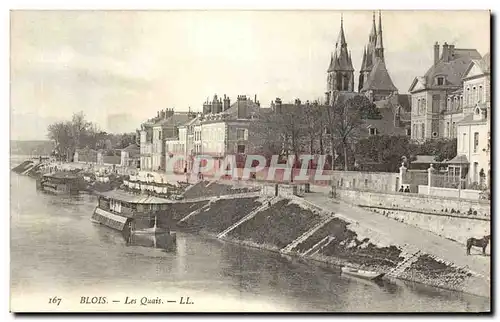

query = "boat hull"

[{"left": 341, "top": 267, "right": 385, "bottom": 281}]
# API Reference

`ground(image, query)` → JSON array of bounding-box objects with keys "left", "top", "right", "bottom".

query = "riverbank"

[
  {"left": 10, "top": 158, "right": 490, "bottom": 299},
  {"left": 166, "top": 190, "right": 490, "bottom": 299}
]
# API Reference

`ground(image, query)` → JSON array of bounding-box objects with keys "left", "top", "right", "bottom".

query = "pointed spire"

[
  {"left": 337, "top": 13, "right": 346, "bottom": 47},
  {"left": 370, "top": 11, "right": 377, "bottom": 40},
  {"left": 376, "top": 10, "right": 384, "bottom": 49},
  {"left": 361, "top": 46, "right": 367, "bottom": 70}
]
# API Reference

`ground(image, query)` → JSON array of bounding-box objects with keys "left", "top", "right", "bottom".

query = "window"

[
  {"left": 369, "top": 128, "right": 378, "bottom": 136},
  {"left": 237, "top": 144, "right": 245, "bottom": 154},
  {"left": 406, "top": 128, "right": 411, "bottom": 136},
  {"left": 466, "top": 88, "right": 471, "bottom": 105},
  {"left": 236, "top": 129, "right": 246, "bottom": 140},
  {"left": 479, "top": 85, "right": 483, "bottom": 102},
  {"left": 421, "top": 124, "right": 425, "bottom": 139},
  {"left": 462, "top": 133, "right": 467, "bottom": 151},
  {"left": 417, "top": 99, "right": 421, "bottom": 115},
  {"left": 472, "top": 87, "right": 477, "bottom": 104},
  {"left": 412, "top": 124, "right": 417, "bottom": 138},
  {"left": 474, "top": 132, "right": 479, "bottom": 153},
  {"left": 446, "top": 122, "right": 450, "bottom": 137},
  {"left": 436, "top": 77, "right": 444, "bottom": 86}
]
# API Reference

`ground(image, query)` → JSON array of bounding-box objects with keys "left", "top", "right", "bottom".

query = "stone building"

[
  {"left": 165, "top": 94, "right": 270, "bottom": 173},
  {"left": 408, "top": 42, "right": 482, "bottom": 141},
  {"left": 325, "top": 15, "right": 355, "bottom": 106},
  {"left": 452, "top": 52, "right": 490, "bottom": 186},
  {"left": 139, "top": 109, "right": 195, "bottom": 171},
  {"left": 324, "top": 11, "right": 409, "bottom": 138}
]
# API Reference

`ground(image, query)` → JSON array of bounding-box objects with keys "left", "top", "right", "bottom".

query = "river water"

[{"left": 10, "top": 163, "right": 490, "bottom": 312}]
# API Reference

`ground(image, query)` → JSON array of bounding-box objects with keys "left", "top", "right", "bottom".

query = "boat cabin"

[
  {"left": 92, "top": 190, "right": 175, "bottom": 234},
  {"left": 37, "top": 172, "right": 83, "bottom": 195}
]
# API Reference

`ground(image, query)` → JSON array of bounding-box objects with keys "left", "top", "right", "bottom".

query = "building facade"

[
  {"left": 454, "top": 53, "right": 490, "bottom": 186},
  {"left": 139, "top": 109, "right": 195, "bottom": 171},
  {"left": 408, "top": 42, "right": 482, "bottom": 142},
  {"left": 164, "top": 94, "right": 268, "bottom": 173},
  {"left": 324, "top": 11, "right": 409, "bottom": 138}
]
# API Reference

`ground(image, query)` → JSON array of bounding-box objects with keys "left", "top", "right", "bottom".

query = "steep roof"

[
  {"left": 153, "top": 113, "right": 191, "bottom": 127},
  {"left": 361, "top": 58, "right": 397, "bottom": 92},
  {"left": 328, "top": 17, "right": 354, "bottom": 72},
  {"left": 363, "top": 102, "right": 408, "bottom": 136},
  {"left": 421, "top": 48, "right": 481, "bottom": 88}
]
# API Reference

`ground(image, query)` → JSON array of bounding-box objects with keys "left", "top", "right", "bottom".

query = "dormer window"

[
  {"left": 369, "top": 128, "right": 378, "bottom": 136},
  {"left": 436, "top": 77, "right": 445, "bottom": 86}
]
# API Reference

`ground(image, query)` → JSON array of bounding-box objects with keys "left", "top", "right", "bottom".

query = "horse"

[{"left": 466, "top": 235, "right": 491, "bottom": 255}]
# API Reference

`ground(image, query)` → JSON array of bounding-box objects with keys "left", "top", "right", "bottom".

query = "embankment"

[
  {"left": 160, "top": 191, "right": 489, "bottom": 298},
  {"left": 336, "top": 189, "right": 491, "bottom": 244}
]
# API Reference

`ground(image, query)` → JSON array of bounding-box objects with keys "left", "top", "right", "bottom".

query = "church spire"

[
  {"left": 376, "top": 10, "right": 384, "bottom": 50},
  {"left": 337, "top": 13, "right": 347, "bottom": 47},
  {"left": 361, "top": 46, "right": 367, "bottom": 70},
  {"left": 370, "top": 11, "right": 377, "bottom": 41},
  {"left": 375, "top": 10, "right": 385, "bottom": 62}
]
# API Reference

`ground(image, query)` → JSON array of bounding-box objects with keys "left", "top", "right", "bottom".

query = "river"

[{"left": 9, "top": 164, "right": 490, "bottom": 312}]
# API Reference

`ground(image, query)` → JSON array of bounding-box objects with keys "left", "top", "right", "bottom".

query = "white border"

[{"left": 2, "top": 1, "right": 497, "bottom": 321}]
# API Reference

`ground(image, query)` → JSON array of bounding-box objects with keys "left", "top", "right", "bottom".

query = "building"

[
  {"left": 325, "top": 15, "right": 355, "bottom": 106},
  {"left": 120, "top": 143, "right": 140, "bottom": 168},
  {"left": 139, "top": 109, "right": 195, "bottom": 171},
  {"left": 324, "top": 11, "right": 409, "bottom": 138},
  {"left": 165, "top": 94, "right": 270, "bottom": 173},
  {"left": 408, "top": 42, "right": 482, "bottom": 141},
  {"left": 358, "top": 12, "right": 398, "bottom": 102},
  {"left": 451, "top": 52, "right": 490, "bottom": 187}
]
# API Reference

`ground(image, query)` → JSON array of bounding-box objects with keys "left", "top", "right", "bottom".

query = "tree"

[
  {"left": 332, "top": 95, "right": 376, "bottom": 171},
  {"left": 412, "top": 138, "right": 457, "bottom": 162},
  {"left": 355, "top": 135, "right": 412, "bottom": 172},
  {"left": 47, "top": 121, "right": 73, "bottom": 161}
]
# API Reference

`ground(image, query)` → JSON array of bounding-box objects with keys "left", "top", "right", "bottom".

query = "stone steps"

[
  {"left": 280, "top": 213, "right": 335, "bottom": 254},
  {"left": 217, "top": 196, "right": 278, "bottom": 239}
]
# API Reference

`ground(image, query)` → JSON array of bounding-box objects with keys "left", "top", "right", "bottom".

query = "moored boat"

[
  {"left": 91, "top": 190, "right": 176, "bottom": 243},
  {"left": 36, "top": 172, "right": 84, "bottom": 195},
  {"left": 341, "top": 266, "right": 385, "bottom": 281}
]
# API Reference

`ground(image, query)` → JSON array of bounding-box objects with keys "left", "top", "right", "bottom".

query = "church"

[{"left": 324, "top": 12, "right": 410, "bottom": 137}]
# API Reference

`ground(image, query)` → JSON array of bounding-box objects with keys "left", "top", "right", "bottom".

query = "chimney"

[
  {"left": 442, "top": 42, "right": 449, "bottom": 62},
  {"left": 237, "top": 95, "right": 247, "bottom": 119},
  {"left": 254, "top": 94, "right": 257, "bottom": 103},
  {"left": 295, "top": 98, "right": 301, "bottom": 106},
  {"left": 275, "top": 98, "right": 282, "bottom": 114},
  {"left": 434, "top": 42, "right": 439, "bottom": 65},
  {"left": 449, "top": 44, "right": 455, "bottom": 60},
  {"left": 223, "top": 94, "right": 231, "bottom": 111}
]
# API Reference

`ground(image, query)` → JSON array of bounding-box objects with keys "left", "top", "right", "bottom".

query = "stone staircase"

[
  {"left": 301, "top": 236, "right": 335, "bottom": 257},
  {"left": 387, "top": 248, "right": 422, "bottom": 277},
  {"left": 217, "top": 196, "right": 278, "bottom": 239},
  {"left": 280, "top": 213, "right": 336, "bottom": 254},
  {"left": 178, "top": 199, "right": 216, "bottom": 223}
]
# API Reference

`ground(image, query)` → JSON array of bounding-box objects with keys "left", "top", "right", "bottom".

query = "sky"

[{"left": 10, "top": 10, "right": 490, "bottom": 140}]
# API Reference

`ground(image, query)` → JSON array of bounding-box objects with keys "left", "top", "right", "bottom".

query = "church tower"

[
  {"left": 359, "top": 11, "right": 398, "bottom": 102},
  {"left": 359, "top": 12, "right": 378, "bottom": 92},
  {"left": 325, "top": 15, "right": 355, "bottom": 105}
]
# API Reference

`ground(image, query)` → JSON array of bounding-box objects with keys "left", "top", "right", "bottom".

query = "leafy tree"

[
  {"left": 332, "top": 95, "right": 376, "bottom": 171},
  {"left": 355, "top": 135, "right": 412, "bottom": 172}
]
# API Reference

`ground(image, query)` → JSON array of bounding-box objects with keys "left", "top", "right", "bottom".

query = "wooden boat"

[
  {"left": 341, "top": 266, "right": 385, "bottom": 281},
  {"left": 91, "top": 190, "right": 176, "bottom": 242}
]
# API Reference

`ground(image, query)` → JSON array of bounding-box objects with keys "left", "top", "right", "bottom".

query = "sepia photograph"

[{"left": 9, "top": 8, "right": 491, "bottom": 313}]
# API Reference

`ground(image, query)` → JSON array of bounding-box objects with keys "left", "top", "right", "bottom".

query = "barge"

[
  {"left": 91, "top": 190, "right": 176, "bottom": 246},
  {"left": 36, "top": 172, "right": 84, "bottom": 195}
]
